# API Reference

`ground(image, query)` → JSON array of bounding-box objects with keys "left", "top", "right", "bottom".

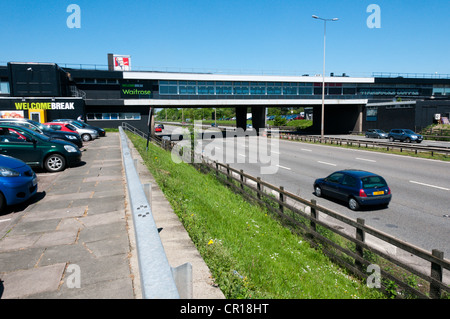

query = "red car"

[
  {"left": 44, "top": 122, "right": 79, "bottom": 135},
  {"left": 155, "top": 126, "right": 162, "bottom": 132}
]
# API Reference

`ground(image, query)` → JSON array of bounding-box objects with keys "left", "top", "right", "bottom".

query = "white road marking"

[
  {"left": 276, "top": 165, "right": 291, "bottom": 170},
  {"left": 0, "top": 218, "right": 11, "bottom": 223},
  {"left": 318, "top": 161, "right": 337, "bottom": 166},
  {"left": 301, "top": 148, "right": 312, "bottom": 152},
  {"left": 409, "top": 181, "right": 450, "bottom": 191},
  {"left": 356, "top": 157, "right": 376, "bottom": 163},
  {"left": 238, "top": 154, "right": 246, "bottom": 157}
]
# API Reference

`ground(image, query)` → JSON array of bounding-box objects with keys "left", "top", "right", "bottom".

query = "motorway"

[{"left": 158, "top": 124, "right": 450, "bottom": 259}]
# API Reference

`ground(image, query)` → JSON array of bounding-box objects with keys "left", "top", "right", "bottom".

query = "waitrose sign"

[{"left": 121, "top": 83, "right": 152, "bottom": 98}]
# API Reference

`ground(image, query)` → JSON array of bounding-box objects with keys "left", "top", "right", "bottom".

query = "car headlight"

[
  {"left": 65, "top": 135, "right": 77, "bottom": 140},
  {"left": 0, "top": 166, "right": 20, "bottom": 177},
  {"left": 64, "top": 145, "right": 78, "bottom": 152}
]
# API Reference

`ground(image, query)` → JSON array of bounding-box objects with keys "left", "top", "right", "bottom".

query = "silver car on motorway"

[{"left": 365, "top": 129, "right": 388, "bottom": 139}]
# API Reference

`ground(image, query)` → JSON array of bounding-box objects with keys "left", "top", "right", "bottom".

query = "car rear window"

[{"left": 362, "top": 176, "right": 387, "bottom": 188}]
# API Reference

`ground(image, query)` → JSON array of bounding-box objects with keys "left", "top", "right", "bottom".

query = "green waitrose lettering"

[{"left": 122, "top": 89, "right": 152, "bottom": 95}]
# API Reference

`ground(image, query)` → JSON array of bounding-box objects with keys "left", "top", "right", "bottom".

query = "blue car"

[
  {"left": 0, "top": 154, "right": 38, "bottom": 212},
  {"left": 314, "top": 170, "right": 392, "bottom": 210}
]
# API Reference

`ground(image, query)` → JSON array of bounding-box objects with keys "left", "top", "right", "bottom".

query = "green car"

[{"left": 0, "top": 124, "right": 82, "bottom": 172}]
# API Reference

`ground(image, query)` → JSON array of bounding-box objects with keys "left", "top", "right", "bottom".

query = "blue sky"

[{"left": 1, "top": 0, "right": 449, "bottom": 76}]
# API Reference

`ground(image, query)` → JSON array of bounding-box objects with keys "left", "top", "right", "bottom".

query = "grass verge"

[{"left": 127, "top": 132, "right": 385, "bottom": 299}]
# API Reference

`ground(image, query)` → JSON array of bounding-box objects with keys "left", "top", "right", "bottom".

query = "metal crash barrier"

[{"left": 119, "top": 127, "right": 192, "bottom": 299}]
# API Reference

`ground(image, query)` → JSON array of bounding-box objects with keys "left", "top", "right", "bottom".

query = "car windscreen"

[
  {"left": 66, "top": 123, "right": 78, "bottom": 131},
  {"left": 362, "top": 176, "right": 387, "bottom": 189},
  {"left": 70, "top": 121, "right": 84, "bottom": 128}
]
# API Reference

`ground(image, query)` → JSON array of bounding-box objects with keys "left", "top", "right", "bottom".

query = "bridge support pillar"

[
  {"left": 251, "top": 106, "right": 266, "bottom": 136},
  {"left": 235, "top": 106, "right": 247, "bottom": 131}
]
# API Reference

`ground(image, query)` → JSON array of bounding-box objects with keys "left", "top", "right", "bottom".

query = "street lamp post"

[{"left": 312, "top": 15, "right": 338, "bottom": 138}]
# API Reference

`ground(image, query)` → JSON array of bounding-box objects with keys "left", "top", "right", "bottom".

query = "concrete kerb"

[{"left": 123, "top": 132, "right": 225, "bottom": 299}]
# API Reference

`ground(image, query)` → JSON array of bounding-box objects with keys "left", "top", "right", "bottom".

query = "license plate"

[{"left": 373, "top": 191, "right": 384, "bottom": 195}]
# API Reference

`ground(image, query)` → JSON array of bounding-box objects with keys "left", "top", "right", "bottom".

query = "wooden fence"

[{"left": 123, "top": 123, "right": 450, "bottom": 299}]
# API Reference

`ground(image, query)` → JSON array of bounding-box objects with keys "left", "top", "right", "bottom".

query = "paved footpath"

[{"left": 0, "top": 132, "right": 224, "bottom": 299}]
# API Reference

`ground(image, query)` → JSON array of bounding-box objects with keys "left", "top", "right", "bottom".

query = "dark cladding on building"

[{"left": 0, "top": 60, "right": 449, "bottom": 134}]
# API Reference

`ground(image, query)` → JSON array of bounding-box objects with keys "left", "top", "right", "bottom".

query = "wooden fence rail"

[{"left": 123, "top": 124, "right": 449, "bottom": 299}]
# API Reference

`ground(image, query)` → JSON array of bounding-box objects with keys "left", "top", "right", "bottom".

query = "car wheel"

[
  {"left": 348, "top": 197, "right": 360, "bottom": 211},
  {"left": 44, "top": 154, "right": 66, "bottom": 172},
  {"left": 81, "top": 134, "right": 92, "bottom": 142},
  {"left": 404, "top": 137, "right": 411, "bottom": 143},
  {"left": 365, "top": 134, "right": 369, "bottom": 138},
  {"left": 0, "top": 192, "right": 6, "bottom": 212},
  {"left": 314, "top": 185, "right": 322, "bottom": 197},
  {"left": 389, "top": 137, "right": 394, "bottom": 142}
]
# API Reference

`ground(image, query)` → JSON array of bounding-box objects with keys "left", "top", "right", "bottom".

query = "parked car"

[
  {"left": 388, "top": 129, "right": 423, "bottom": 143},
  {"left": 156, "top": 124, "right": 164, "bottom": 129},
  {"left": 0, "top": 154, "right": 37, "bottom": 212},
  {"left": 49, "top": 119, "right": 98, "bottom": 141},
  {"left": 0, "top": 124, "right": 82, "bottom": 172},
  {"left": 314, "top": 170, "right": 392, "bottom": 210},
  {"left": 0, "top": 118, "right": 83, "bottom": 148},
  {"left": 51, "top": 119, "right": 106, "bottom": 137},
  {"left": 365, "top": 129, "right": 388, "bottom": 139},
  {"left": 45, "top": 122, "right": 79, "bottom": 134},
  {"left": 155, "top": 126, "right": 162, "bottom": 132}
]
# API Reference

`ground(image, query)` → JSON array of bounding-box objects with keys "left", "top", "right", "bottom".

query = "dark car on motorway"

[
  {"left": 0, "top": 124, "right": 82, "bottom": 172},
  {"left": 0, "top": 118, "right": 83, "bottom": 148},
  {"left": 0, "top": 154, "right": 37, "bottom": 212},
  {"left": 365, "top": 129, "right": 388, "bottom": 139},
  {"left": 314, "top": 170, "right": 392, "bottom": 210},
  {"left": 388, "top": 129, "right": 423, "bottom": 143},
  {"left": 51, "top": 119, "right": 106, "bottom": 137}
]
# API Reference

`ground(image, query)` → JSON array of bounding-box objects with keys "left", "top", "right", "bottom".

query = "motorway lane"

[
  {"left": 161, "top": 124, "right": 449, "bottom": 256},
  {"left": 191, "top": 135, "right": 450, "bottom": 257}
]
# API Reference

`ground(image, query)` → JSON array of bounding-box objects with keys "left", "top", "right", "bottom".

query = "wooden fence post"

[
  {"left": 240, "top": 169, "right": 244, "bottom": 190},
  {"left": 355, "top": 218, "right": 366, "bottom": 271},
  {"left": 430, "top": 249, "right": 444, "bottom": 299},
  {"left": 226, "top": 164, "right": 231, "bottom": 183},
  {"left": 215, "top": 161, "right": 218, "bottom": 178},
  {"left": 257, "top": 177, "right": 261, "bottom": 200},
  {"left": 279, "top": 186, "right": 285, "bottom": 213},
  {"left": 310, "top": 199, "right": 318, "bottom": 232}
]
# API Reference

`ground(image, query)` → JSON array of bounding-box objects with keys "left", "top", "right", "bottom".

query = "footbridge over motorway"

[{"left": 121, "top": 72, "right": 372, "bottom": 135}]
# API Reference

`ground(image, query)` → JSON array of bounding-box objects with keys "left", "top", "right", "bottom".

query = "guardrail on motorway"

[
  {"left": 277, "top": 133, "right": 450, "bottom": 157},
  {"left": 119, "top": 126, "right": 192, "bottom": 299},
  {"left": 123, "top": 123, "right": 449, "bottom": 299}
]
